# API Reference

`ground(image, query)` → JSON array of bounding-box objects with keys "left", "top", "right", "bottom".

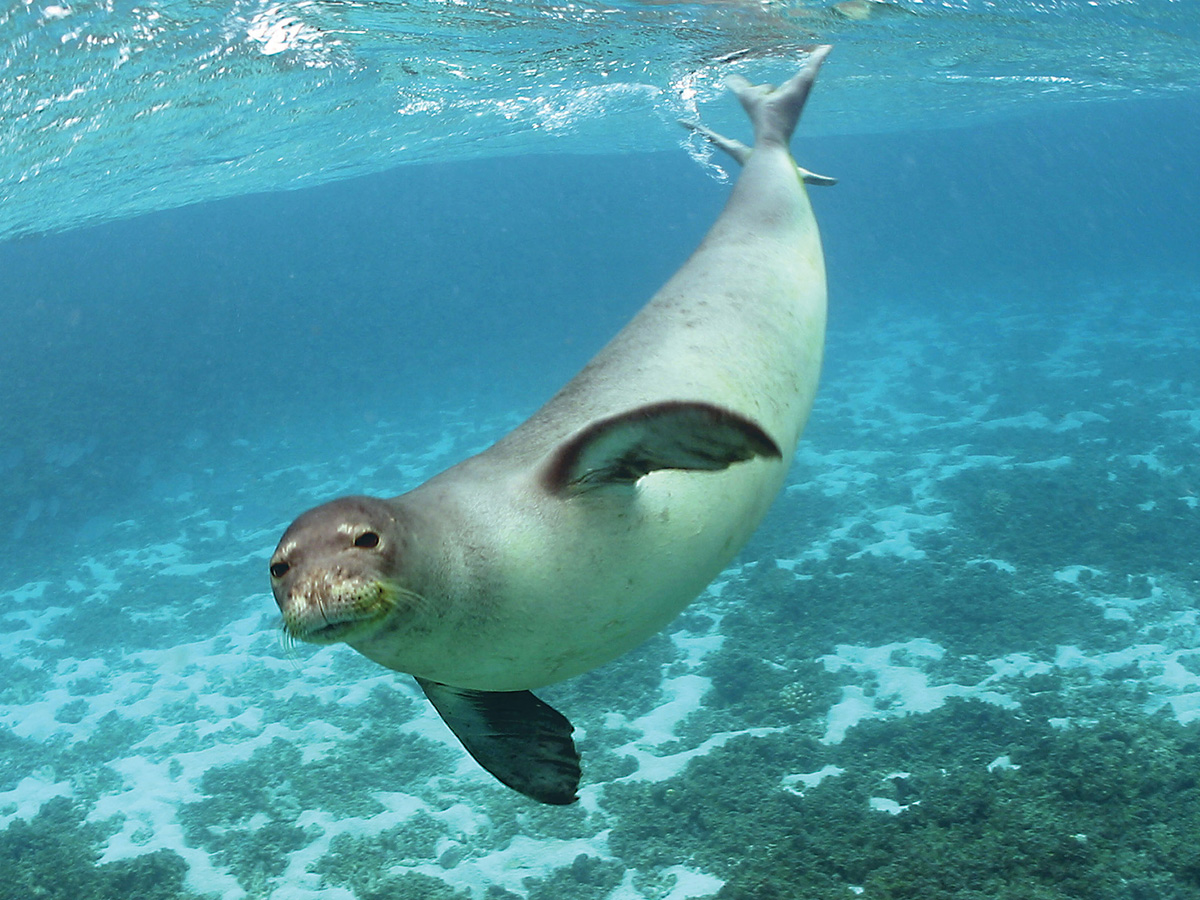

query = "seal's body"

[{"left": 270, "top": 47, "right": 833, "bottom": 804}]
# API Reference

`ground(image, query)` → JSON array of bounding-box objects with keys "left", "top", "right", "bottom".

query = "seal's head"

[{"left": 269, "top": 495, "right": 408, "bottom": 645}]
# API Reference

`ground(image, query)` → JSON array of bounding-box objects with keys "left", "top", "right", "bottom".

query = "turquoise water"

[{"left": 3, "top": 3, "right": 1200, "bottom": 899}]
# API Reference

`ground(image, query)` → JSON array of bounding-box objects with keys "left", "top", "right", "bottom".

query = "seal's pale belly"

[{"left": 501, "top": 462, "right": 790, "bottom": 690}]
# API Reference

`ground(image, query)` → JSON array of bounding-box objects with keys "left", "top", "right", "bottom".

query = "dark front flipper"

[
  {"left": 543, "top": 400, "right": 782, "bottom": 495},
  {"left": 417, "top": 678, "right": 581, "bottom": 805}
]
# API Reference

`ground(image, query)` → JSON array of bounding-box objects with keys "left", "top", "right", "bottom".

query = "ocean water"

[{"left": 3, "top": 2, "right": 1200, "bottom": 899}]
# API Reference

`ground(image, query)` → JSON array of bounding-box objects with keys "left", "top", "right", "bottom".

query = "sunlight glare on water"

[{"left": 1, "top": 0, "right": 1198, "bottom": 241}]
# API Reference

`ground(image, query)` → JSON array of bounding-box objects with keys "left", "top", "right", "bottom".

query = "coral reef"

[
  {"left": 313, "top": 813, "right": 445, "bottom": 892},
  {"left": 606, "top": 700, "right": 1200, "bottom": 899},
  {"left": 180, "top": 730, "right": 454, "bottom": 892},
  {"left": 0, "top": 797, "right": 201, "bottom": 900},
  {"left": 524, "top": 854, "right": 624, "bottom": 900}
]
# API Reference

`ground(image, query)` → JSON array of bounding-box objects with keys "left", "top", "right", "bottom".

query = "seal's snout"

[
  {"left": 277, "top": 567, "right": 392, "bottom": 645},
  {"left": 269, "top": 494, "right": 404, "bottom": 645}
]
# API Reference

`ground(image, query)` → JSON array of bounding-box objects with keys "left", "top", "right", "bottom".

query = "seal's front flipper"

[
  {"left": 417, "top": 678, "right": 580, "bottom": 805},
  {"left": 544, "top": 400, "right": 782, "bottom": 494}
]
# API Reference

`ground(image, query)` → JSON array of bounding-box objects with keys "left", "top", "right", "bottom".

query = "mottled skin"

[{"left": 270, "top": 49, "right": 829, "bottom": 695}]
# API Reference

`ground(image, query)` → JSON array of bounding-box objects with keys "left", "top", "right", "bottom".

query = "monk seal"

[{"left": 269, "top": 46, "right": 833, "bottom": 805}]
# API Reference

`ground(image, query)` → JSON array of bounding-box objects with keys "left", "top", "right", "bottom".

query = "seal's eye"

[
  {"left": 354, "top": 531, "right": 380, "bottom": 549},
  {"left": 269, "top": 561, "right": 290, "bottom": 579}
]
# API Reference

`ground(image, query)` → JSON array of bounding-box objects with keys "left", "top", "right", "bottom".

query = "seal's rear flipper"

[
  {"left": 417, "top": 678, "right": 581, "bottom": 805},
  {"left": 681, "top": 120, "right": 752, "bottom": 166},
  {"left": 544, "top": 400, "right": 782, "bottom": 494},
  {"left": 729, "top": 45, "right": 830, "bottom": 149},
  {"left": 684, "top": 46, "right": 836, "bottom": 184},
  {"left": 681, "top": 120, "right": 835, "bottom": 185}
]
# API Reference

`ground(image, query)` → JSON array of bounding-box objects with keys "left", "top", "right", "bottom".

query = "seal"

[{"left": 269, "top": 47, "right": 833, "bottom": 805}]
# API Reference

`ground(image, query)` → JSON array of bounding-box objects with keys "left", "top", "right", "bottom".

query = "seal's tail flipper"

[
  {"left": 680, "top": 120, "right": 752, "bottom": 166},
  {"left": 729, "top": 44, "right": 830, "bottom": 150},
  {"left": 683, "top": 45, "right": 836, "bottom": 184}
]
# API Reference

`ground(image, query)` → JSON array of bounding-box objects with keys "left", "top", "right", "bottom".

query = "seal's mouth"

[
  {"left": 292, "top": 617, "right": 375, "bottom": 644},
  {"left": 281, "top": 578, "right": 399, "bottom": 645}
]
